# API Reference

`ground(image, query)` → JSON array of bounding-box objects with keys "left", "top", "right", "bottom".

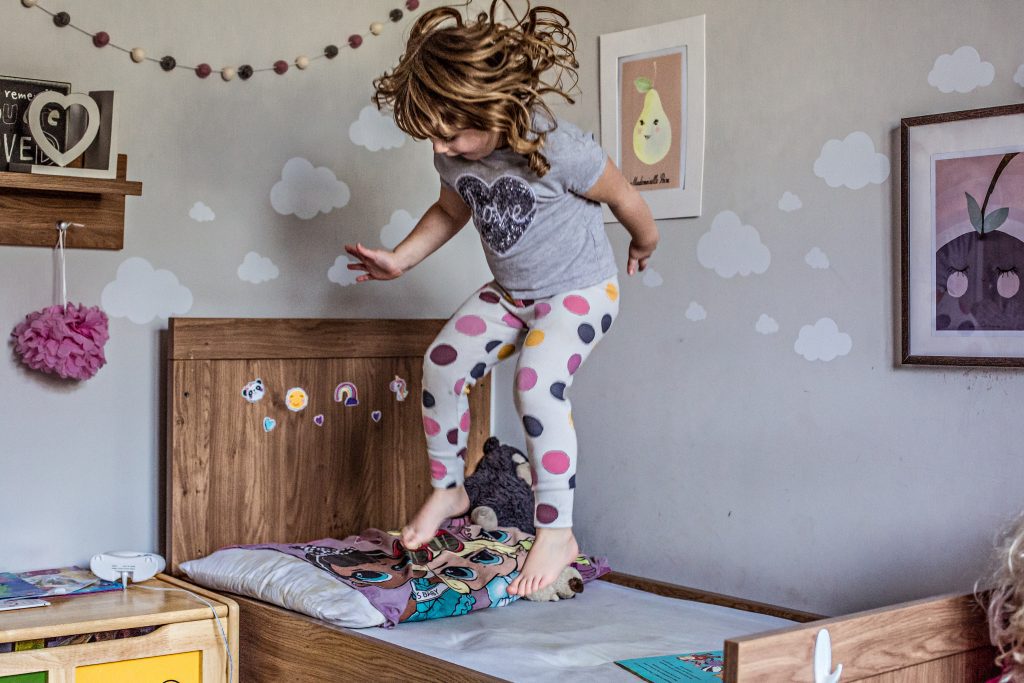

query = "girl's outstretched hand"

[
  {"left": 344, "top": 243, "right": 404, "bottom": 282},
  {"left": 627, "top": 238, "right": 656, "bottom": 276}
]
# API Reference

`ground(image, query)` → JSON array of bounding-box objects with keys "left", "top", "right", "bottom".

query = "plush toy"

[
  {"left": 464, "top": 438, "right": 585, "bottom": 603},
  {"left": 465, "top": 437, "right": 535, "bottom": 535},
  {"left": 522, "top": 565, "right": 584, "bottom": 602}
]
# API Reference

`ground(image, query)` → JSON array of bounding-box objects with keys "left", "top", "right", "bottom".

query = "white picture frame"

[{"left": 599, "top": 14, "right": 705, "bottom": 222}]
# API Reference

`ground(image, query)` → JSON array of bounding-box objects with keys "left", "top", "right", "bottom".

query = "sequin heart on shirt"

[{"left": 455, "top": 174, "right": 537, "bottom": 254}]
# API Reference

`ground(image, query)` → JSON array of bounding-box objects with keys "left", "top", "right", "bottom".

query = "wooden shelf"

[
  {"left": 0, "top": 169, "right": 142, "bottom": 196},
  {"left": 0, "top": 154, "right": 143, "bottom": 250}
]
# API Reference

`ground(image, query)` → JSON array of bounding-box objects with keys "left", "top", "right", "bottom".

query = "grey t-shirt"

[{"left": 434, "top": 116, "right": 617, "bottom": 299}]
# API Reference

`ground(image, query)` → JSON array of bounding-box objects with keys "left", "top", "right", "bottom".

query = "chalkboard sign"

[{"left": 1, "top": 75, "right": 71, "bottom": 172}]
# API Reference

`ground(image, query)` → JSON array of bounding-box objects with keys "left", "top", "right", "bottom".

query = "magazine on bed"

[{"left": 615, "top": 651, "right": 724, "bottom": 682}]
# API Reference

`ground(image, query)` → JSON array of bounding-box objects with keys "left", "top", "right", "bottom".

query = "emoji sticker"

[
  {"left": 263, "top": 417, "right": 276, "bottom": 432},
  {"left": 286, "top": 387, "right": 308, "bottom": 412},
  {"left": 371, "top": 410, "right": 382, "bottom": 422},
  {"left": 335, "top": 382, "right": 359, "bottom": 407},
  {"left": 313, "top": 414, "right": 324, "bottom": 426},
  {"left": 389, "top": 375, "right": 408, "bottom": 401},
  {"left": 242, "top": 378, "right": 266, "bottom": 403}
]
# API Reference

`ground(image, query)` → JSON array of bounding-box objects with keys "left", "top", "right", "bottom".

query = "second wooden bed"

[{"left": 165, "top": 318, "right": 997, "bottom": 682}]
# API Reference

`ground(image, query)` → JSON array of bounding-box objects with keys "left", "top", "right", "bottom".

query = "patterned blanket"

[{"left": 244, "top": 517, "right": 609, "bottom": 627}]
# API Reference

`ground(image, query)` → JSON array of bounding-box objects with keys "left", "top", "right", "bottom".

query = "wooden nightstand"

[{"left": 0, "top": 574, "right": 238, "bottom": 683}]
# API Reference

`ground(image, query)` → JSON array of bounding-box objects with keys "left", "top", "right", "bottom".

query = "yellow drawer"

[{"left": 75, "top": 651, "right": 202, "bottom": 683}]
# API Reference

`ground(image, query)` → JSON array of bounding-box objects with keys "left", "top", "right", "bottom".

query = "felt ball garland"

[{"left": 20, "top": 0, "right": 423, "bottom": 83}]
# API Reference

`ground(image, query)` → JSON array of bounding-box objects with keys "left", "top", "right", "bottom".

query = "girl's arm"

[
  {"left": 583, "top": 158, "right": 659, "bottom": 275},
  {"left": 345, "top": 185, "right": 472, "bottom": 282}
]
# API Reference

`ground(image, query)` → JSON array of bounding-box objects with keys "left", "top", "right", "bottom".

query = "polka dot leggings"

[{"left": 421, "top": 277, "right": 620, "bottom": 528}]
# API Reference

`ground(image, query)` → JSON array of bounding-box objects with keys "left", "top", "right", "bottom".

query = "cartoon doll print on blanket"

[{"left": 244, "top": 517, "right": 607, "bottom": 626}]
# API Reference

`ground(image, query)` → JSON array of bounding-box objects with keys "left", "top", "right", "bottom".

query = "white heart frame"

[{"left": 27, "top": 91, "right": 100, "bottom": 167}]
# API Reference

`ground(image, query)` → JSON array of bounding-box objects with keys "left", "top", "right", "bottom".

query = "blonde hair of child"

[
  {"left": 373, "top": 0, "right": 579, "bottom": 177},
  {"left": 985, "top": 513, "right": 1024, "bottom": 679}
]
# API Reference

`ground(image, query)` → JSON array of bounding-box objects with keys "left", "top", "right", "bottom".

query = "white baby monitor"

[{"left": 90, "top": 551, "right": 166, "bottom": 588}]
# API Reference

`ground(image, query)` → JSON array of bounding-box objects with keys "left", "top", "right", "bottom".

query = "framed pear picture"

[{"left": 599, "top": 14, "right": 705, "bottom": 221}]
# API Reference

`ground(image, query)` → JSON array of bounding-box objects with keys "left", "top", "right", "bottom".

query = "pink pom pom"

[{"left": 11, "top": 304, "right": 109, "bottom": 380}]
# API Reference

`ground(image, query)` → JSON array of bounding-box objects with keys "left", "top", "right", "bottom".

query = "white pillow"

[{"left": 180, "top": 548, "right": 386, "bottom": 628}]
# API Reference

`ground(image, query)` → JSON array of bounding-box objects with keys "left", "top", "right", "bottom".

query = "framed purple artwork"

[{"left": 902, "top": 103, "right": 1024, "bottom": 365}]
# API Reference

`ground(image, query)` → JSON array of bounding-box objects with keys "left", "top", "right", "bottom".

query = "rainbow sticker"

[
  {"left": 335, "top": 381, "right": 359, "bottom": 407},
  {"left": 389, "top": 375, "right": 408, "bottom": 402},
  {"left": 285, "top": 387, "right": 308, "bottom": 412}
]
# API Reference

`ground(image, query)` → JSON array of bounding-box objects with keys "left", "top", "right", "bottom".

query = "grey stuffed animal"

[{"left": 464, "top": 437, "right": 535, "bottom": 535}]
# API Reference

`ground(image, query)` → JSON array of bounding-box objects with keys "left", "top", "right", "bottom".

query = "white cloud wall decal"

[
  {"left": 697, "top": 210, "right": 771, "bottom": 278},
  {"left": 189, "top": 201, "right": 215, "bottom": 222},
  {"left": 814, "top": 131, "right": 889, "bottom": 190},
  {"left": 349, "top": 105, "right": 407, "bottom": 151},
  {"left": 778, "top": 191, "right": 802, "bottom": 212},
  {"left": 328, "top": 255, "right": 361, "bottom": 286},
  {"left": 101, "top": 257, "right": 193, "bottom": 324},
  {"left": 756, "top": 314, "right": 779, "bottom": 335},
  {"left": 928, "top": 46, "right": 994, "bottom": 93},
  {"left": 380, "top": 209, "right": 417, "bottom": 249},
  {"left": 805, "top": 247, "right": 830, "bottom": 269},
  {"left": 1014, "top": 64, "right": 1024, "bottom": 88},
  {"left": 642, "top": 268, "right": 663, "bottom": 288},
  {"left": 271, "top": 157, "right": 350, "bottom": 219},
  {"left": 794, "top": 318, "right": 852, "bottom": 361},
  {"left": 685, "top": 301, "right": 707, "bottom": 321},
  {"left": 237, "top": 251, "right": 279, "bottom": 283}
]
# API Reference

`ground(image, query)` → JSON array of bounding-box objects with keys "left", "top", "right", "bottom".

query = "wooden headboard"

[{"left": 165, "top": 318, "right": 490, "bottom": 575}]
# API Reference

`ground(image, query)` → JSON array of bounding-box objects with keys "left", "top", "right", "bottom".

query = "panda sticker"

[{"left": 242, "top": 378, "right": 266, "bottom": 403}]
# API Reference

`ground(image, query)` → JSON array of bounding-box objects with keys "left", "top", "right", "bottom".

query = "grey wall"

[{"left": 3, "top": 0, "right": 1023, "bottom": 617}]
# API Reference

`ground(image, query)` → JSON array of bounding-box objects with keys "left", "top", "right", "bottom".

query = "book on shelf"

[
  {"left": 0, "top": 74, "right": 71, "bottom": 172},
  {"left": 0, "top": 566, "right": 122, "bottom": 601}
]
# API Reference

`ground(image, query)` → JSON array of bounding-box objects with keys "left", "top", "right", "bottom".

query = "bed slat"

[
  {"left": 724, "top": 592, "right": 997, "bottom": 681},
  {"left": 235, "top": 595, "right": 507, "bottom": 683},
  {"left": 169, "top": 317, "right": 446, "bottom": 360}
]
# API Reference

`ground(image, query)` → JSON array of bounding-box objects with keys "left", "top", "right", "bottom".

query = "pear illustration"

[{"left": 632, "top": 76, "right": 672, "bottom": 165}]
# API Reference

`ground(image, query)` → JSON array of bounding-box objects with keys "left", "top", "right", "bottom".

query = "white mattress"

[{"left": 361, "top": 580, "right": 794, "bottom": 682}]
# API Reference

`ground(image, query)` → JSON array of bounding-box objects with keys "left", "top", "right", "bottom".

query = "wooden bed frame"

[{"left": 165, "top": 318, "right": 998, "bottom": 682}]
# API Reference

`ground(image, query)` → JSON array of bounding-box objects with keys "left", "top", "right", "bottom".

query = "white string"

[
  {"left": 131, "top": 583, "right": 234, "bottom": 683},
  {"left": 55, "top": 222, "right": 84, "bottom": 311},
  {"left": 56, "top": 222, "right": 67, "bottom": 312}
]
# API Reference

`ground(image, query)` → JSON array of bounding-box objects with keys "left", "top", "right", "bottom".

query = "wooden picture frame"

[
  {"left": 599, "top": 14, "right": 705, "bottom": 221},
  {"left": 901, "top": 103, "right": 1024, "bottom": 366}
]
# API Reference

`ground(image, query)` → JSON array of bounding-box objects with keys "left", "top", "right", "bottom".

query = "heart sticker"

[
  {"left": 263, "top": 417, "right": 276, "bottom": 432},
  {"left": 28, "top": 91, "right": 100, "bottom": 167},
  {"left": 313, "top": 414, "right": 324, "bottom": 426},
  {"left": 371, "top": 411, "right": 382, "bottom": 422},
  {"left": 455, "top": 175, "right": 537, "bottom": 254}
]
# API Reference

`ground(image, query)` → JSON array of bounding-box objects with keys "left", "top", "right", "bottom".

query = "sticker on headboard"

[
  {"left": 335, "top": 381, "right": 359, "bottom": 407},
  {"left": 263, "top": 417, "right": 276, "bottom": 432},
  {"left": 313, "top": 414, "right": 325, "bottom": 426},
  {"left": 242, "top": 378, "right": 266, "bottom": 403},
  {"left": 285, "top": 387, "right": 308, "bottom": 412},
  {"left": 389, "top": 375, "right": 408, "bottom": 401},
  {"left": 371, "top": 410, "right": 382, "bottom": 422}
]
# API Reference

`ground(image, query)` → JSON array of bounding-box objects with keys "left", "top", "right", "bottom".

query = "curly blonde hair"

[
  {"left": 984, "top": 513, "right": 1024, "bottom": 680},
  {"left": 373, "top": 0, "right": 578, "bottom": 177}
]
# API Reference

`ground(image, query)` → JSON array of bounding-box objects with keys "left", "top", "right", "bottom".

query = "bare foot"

[
  {"left": 508, "top": 527, "right": 579, "bottom": 596},
  {"left": 400, "top": 486, "right": 470, "bottom": 549}
]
